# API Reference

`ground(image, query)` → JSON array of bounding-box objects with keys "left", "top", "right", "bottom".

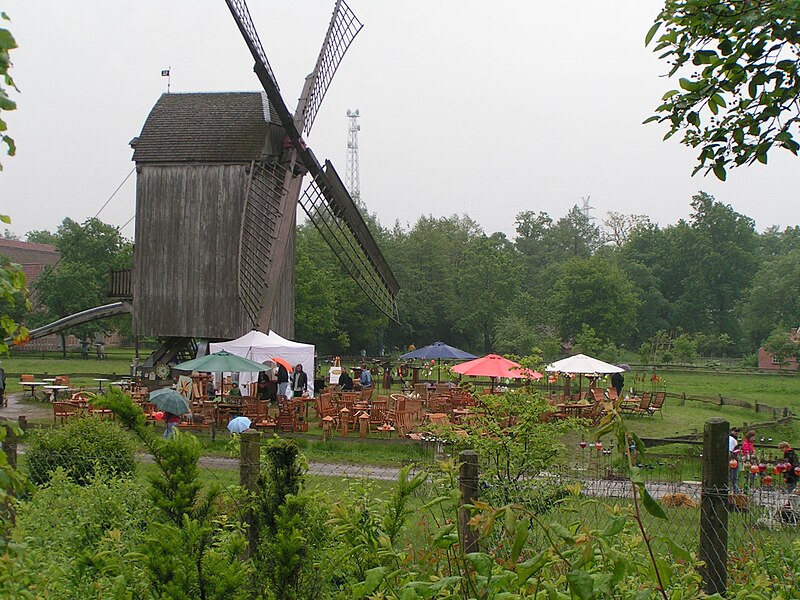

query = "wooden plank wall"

[{"left": 134, "top": 164, "right": 294, "bottom": 339}]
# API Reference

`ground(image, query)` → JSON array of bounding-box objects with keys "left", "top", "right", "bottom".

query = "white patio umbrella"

[
  {"left": 546, "top": 354, "right": 624, "bottom": 397},
  {"left": 546, "top": 354, "right": 624, "bottom": 375}
]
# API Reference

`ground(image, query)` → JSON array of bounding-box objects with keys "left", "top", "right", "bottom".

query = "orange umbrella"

[
  {"left": 272, "top": 356, "right": 293, "bottom": 372},
  {"left": 452, "top": 354, "right": 543, "bottom": 380}
]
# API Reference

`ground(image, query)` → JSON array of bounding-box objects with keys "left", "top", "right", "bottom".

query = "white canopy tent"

[{"left": 210, "top": 330, "right": 315, "bottom": 397}]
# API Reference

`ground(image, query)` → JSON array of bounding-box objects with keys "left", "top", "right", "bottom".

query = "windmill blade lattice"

[
  {"left": 224, "top": 0, "right": 301, "bottom": 140},
  {"left": 300, "top": 176, "right": 399, "bottom": 322},
  {"left": 299, "top": 0, "right": 364, "bottom": 135},
  {"left": 238, "top": 161, "right": 289, "bottom": 325},
  {"left": 224, "top": 0, "right": 279, "bottom": 91}
]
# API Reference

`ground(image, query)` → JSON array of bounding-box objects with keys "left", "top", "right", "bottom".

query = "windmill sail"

[
  {"left": 298, "top": 153, "right": 399, "bottom": 322},
  {"left": 297, "top": 0, "right": 364, "bottom": 135},
  {"left": 225, "top": 0, "right": 400, "bottom": 327}
]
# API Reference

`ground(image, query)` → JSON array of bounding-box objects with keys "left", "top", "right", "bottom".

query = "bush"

[
  {"left": 25, "top": 416, "right": 137, "bottom": 486},
  {"left": 11, "top": 470, "right": 151, "bottom": 599}
]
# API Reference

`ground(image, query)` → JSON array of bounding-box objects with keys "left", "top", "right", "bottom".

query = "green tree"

[
  {"left": 382, "top": 215, "right": 483, "bottom": 352},
  {"left": 763, "top": 326, "right": 800, "bottom": 371},
  {"left": 682, "top": 192, "right": 757, "bottom": 339},
  {"left": 672, "top": 332, "right": 699, "bottom": 364},
  {"left": 647, "top": 1, "right": 800, "bottom": 179},
  {"left": 29, "top": 218, "right": 133, "bottom": 347},
  {"left": 450, "top": 232, "right": 518, "bottom": 353},
  {"left": 741, "top": 249, "right": 800, "bottom": 346},
  {"left": 548, "top": 256, "right": 640, "bottom": 345}
]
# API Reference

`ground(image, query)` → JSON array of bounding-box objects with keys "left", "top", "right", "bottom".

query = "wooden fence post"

[
  {"left": 699, "top": 418, "right": 728, "bottom": 596},
  {"left": 240, "top": 430, "right": 261, "bottom": 559},
  {"left": 458, "top": 450, "right": 479, "bottom": 554}
]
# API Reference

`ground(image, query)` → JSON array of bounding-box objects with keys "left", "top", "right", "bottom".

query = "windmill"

[
  {"left": 224, "top": 0, "right": 399, "bottom": 327},
  {"left": 127, "top": 0, "right": 399, "bottom": 369}
]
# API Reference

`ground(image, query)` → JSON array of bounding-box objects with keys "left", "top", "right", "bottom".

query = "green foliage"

[
  {"left": 97, "top": 390, "right": 250, "bottom": 598},
  {"left": 763, "top": 326, "right": 800, "bottom": 371},
  {"left": 257, "top": 437, "right": 304, "bottom": 535},
  {"left": 25, "top": 415, "right": 137, "bottom": 486},
  {"left": 648, "top": 1, "right": 800, "bottom": 177},
  {"left": 741, "top": 248, "right": 800, "bottom": 346},
  {"left": 673, "top": 332, "right": 699, "bottom": 364},
  {"left": 252, "top": 437, "right": 331, "bottom": 599},
  {"left": 11, "top": 470, "right": 150, "bottom": 599},
  {"left": 29, "top": 217, "right": 133, "bottom": 339},
  {"left": 549, "top": 256, "right": 640, "bottom": 345},
  {"left": 442, "top": 388, "right": 575, "bottom": 500},
  {"left": 0, "top": 420, "right": 29, "bottom": 542},
  {"left": 0, "top": 11, "right": 17, "bottom": 171}
]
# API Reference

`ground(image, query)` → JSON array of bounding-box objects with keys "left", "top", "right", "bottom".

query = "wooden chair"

[
  {"left": 629, "top": 393, "right": 652, "bottom": 418},
  {"left": 648, "top": 392, "right": 666, "bottom": 418},
  {"left": 276, "top": 405, "right": 296, "bottom": 433},
  {"left": 591, "top": 388, "right": 606, "bottom": 403},
  {"left": 413, "top": 383, "right": 429, "bottom": 403},
  {"left": 316, "top": 394, "right": 338, "bottom": 421},
  {"left": 53, "top": 401, "right": 83, "bottom": 425},
  {"left": 20, "top": 374, "right": 34, "bottom": 383},
  {"left": 426, "top": 413, "right": 450, "bottom": 426},
  {"left": 339, "top": 392, "right": 358, "bottom": 413},
  {"left": 581, "top": 401, "right": 606, "bottom": 425},
  {"left": 369, "top": 399, "right": 389, "bottom": 430},
  {"left": 359, "top": 387, "right": 374, "bottom": 402},
  {"left": 606, "top": 387, "right": 618, "bottom": 401}
]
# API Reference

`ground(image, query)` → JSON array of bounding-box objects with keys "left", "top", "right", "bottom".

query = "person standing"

[
  {"left": 256, "top": 370, "right": 270, "bottom": 401},
  {"left": 359, "top": 364, "right": 373, "bottom": 389},
  {"left": 163, "top": 411, "right": 180, "bottom": 438},
  {"left": 610, "top": 371, "right": 624, "bottom": 398},
  {"left": 728, "top": 428, "right": 741, "bottom": 494},
  {"left": 778, "top": 441, "right": 799, "bottom": 493},
  {"left": 276, "top": 362, "right": 290, "bottom": 398},
  {"left": 291, "top": 364, "right": 308, "bottom": 397},
  {"left": 741, "top": 430, "right": 757, "bottom": 491}
]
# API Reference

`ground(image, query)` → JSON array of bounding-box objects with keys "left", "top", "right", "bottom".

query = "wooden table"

[
  {"left": 43, "top": 385, "right": 70, "bottom": 402},
  {"left": 22, "top": 382, "right": 47, "bottom": 399}
]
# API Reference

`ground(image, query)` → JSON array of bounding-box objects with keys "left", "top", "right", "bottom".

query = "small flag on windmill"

[
  {"left": 161, "top": 69, "right": 170, "bottom": 77},
  {"left": 162, "top": 67, "right": 171, "bottom": 93}
]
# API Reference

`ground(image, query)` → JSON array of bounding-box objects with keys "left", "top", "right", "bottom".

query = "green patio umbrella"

[
  {"left": 173, "top": 350, "right": 273, "bottom": 374},
  {"left": 150, "top": 388, "right": 191, "bottom": 415}
]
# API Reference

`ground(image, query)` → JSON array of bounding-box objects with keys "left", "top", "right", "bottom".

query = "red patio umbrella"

[{"left": 452, "top": 354, "right": 543, "bottom": 391}]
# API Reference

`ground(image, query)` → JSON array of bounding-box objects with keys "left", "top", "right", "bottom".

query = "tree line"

[{"left": 297, "top": 191, "right": 800, "bottom": 363}]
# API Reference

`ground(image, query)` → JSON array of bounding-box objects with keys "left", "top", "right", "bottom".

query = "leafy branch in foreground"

[
  {"left": 646, "top": 1, "right": 800, "bottom": 180},
  {"left": 0, "top": 10, "right": 17, "bottom": 169}
]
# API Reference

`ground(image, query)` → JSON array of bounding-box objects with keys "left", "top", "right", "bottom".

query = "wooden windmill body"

[{"left": 129, "top": 0, "right": 398, "bottom": 361}]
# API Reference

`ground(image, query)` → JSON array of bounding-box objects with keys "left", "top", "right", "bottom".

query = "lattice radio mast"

[
  {"left": 345, "top": 109, "right": 361, "bottom": 202},
  {"left": 581, "top": 195, "right": 595, "bottom": 221}
]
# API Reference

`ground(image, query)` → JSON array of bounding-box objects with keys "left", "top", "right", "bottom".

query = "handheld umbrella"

[{"left": 149, "top": 388, "right": 191, "bottom": 416}]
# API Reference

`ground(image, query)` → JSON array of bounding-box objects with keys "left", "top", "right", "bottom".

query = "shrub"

[
  {"left": 12, "top": 470, "right": 151, "bottom": 599},
  {"left": 25, "top": 416, "right": 137, "bottom": 486}
]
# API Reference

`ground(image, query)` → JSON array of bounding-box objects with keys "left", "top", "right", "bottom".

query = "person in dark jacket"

[
  {"left": 338, "top": 369, "right": 354, "bottom": 391},
  {"left": 610, "top": 371, "right": 624, "bottom": 397},
  {"left": 276, "top": 363, "right": 290, "bottom": 398},
  {"left": 291, "top": 364, "right": 308, "bottom": 397}
]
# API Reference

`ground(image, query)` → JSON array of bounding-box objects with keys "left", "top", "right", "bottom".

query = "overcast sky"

[{"left": 2, "top": 0, "right": 798, "bottom": 241}]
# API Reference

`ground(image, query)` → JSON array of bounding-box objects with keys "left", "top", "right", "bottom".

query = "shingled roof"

[{"left": 131, "top": 92, "right": 280, "bottom": 163}]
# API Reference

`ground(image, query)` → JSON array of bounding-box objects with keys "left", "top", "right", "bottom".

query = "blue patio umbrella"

[
  {"left": 399, "top": 342, "right": 477, "bottom": 382},
  {"left": 399, "top": 342, "right": 477, "bottom": 361}
]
